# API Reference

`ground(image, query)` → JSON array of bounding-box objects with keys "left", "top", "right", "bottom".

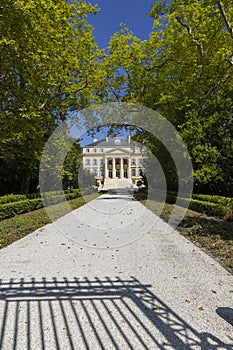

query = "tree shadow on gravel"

[{"left": 0, "top": 276, "right": 232, "bottom": 350}]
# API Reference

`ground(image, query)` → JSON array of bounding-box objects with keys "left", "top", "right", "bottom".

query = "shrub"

[
  {"left": 0, "top": 199, "right": 43, "bottom": 220},
  {"left": 0, "top": 189, "right": 81, "bottom": 205},
  {"left": 0, "top": 190, "right": 81, "bottom": 220},
  {"left": 188, "top": 200, "right": 227, "bottom": 217},
  {"left": 0, "top": 193, "right": 28, "bottom": 204},
  {"left": 192, "top": 194, "right": 233, "bottom": 208},
  {"left": 166, "top": 194, "right": 228, "bottom": 217}
]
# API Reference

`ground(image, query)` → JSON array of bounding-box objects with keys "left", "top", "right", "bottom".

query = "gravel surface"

[{"left": 0, "top": 192, "right": 232, "bottom": 349}]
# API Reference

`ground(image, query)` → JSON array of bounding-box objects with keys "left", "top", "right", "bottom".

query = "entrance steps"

[{"left": 101, "top": 178, "right": 133, "bottom": 191}]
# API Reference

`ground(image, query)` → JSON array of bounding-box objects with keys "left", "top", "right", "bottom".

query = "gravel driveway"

[{"left": 0, "top": 192, "right": 232, "bottom": 349}]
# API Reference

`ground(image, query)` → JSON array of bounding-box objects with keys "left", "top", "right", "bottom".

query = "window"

[
  {"left": 100, "top": 149, "right": 104, "bottom": 152},
  {"left": 93, "top": 159, "right": 97, "bottom": 165},
  {"left": 86, "top": 149, "right": 90, "bottom": 153},
  {"left": 94, "top": 149, "right": 97, "bottom": 153},
  {"left": 100, "top": 159, "right": 104, "bottom": 165},
  {"left": 131, "top": 159, "right": 136, "bottom": 165},
  {"left": 85, "top": 159, "right": 90, "bottom": 165},
  {"left": 132, "top": 169, "right": 136, "bottom": 176}
]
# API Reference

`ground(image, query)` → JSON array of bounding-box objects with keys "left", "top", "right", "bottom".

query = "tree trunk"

[{"left": 20, "top": 173, "right": 31, "bottom": 194}]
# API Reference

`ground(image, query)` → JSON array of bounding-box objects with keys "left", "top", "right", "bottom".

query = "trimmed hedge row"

[
  {"left": 0, "top": 199, "right": 44, "bottom": 220},
  {"left": 167, "top": 195, "right": 229, "bottom": 217},
  {"left": 192, "top": 194, "right": 233, "bottom": 208},
  {"left": 0, "top": 189, "right": 81, "bottom": 205},
  {"left": 0, "top": 191, "right": 82, "bottom": 220},
  {"left": 167, "top": 191, "right": 232, "bottom": 207},
  {"left": 0, "top": 193, "right": 28, "bottom": 204}
]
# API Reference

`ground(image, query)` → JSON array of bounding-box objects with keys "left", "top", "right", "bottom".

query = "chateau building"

[{"left": 82, "top": 136, "right": 144, "bottom": 189}]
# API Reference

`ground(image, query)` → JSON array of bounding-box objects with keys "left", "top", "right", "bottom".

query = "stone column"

[
  {"left": 112, "top": 158, "right": 116, "bottom": 178},
  {"left": 97, "top": 159, "right": 99, "bottom": 177},
  {"left": 128, "top": 158, "right": 131, "bottom": 180},
  {"left": 105, "top": 157, "right": 108, "bottom": 179},
  {"left": 120, "top": 158, "right": 124, "bottom": 178}
]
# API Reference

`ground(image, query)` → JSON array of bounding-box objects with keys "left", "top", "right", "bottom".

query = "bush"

[
  {"left": 0, "top": 193, "right": 28, "bottom": 204},
  {"left": 0, "top": 189, "right": 81, "bottom": 205},
  {"left": 0, "top": 199, "right": 43, "bottom": 220},
  {"left": 166, "top": 194, "right": 228, "bottom": 217},
  {"left": 188, "top": 200, "right": 227, "bottom": 217},
  {"left": 192, "top": 194, "right": 233, "bottom": 208},
  {"left": 0, "top": 190, "right": 81, "bottom": 220}
]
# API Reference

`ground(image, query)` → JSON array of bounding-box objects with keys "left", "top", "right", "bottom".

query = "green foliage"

[
  {"left": 0, "top": 0, "right": 104, "bottom": 194},
  {"left": 0, "top": 193, "right": 28, "bottom": 204},
  {"left": 62, "top": 140, "right": 83, "bottom": 189},
  {"left": 103, "top": 0, "right": 233, "bottom": 196},
  {"left": 1, "top": 0, "right": 233, "bottom": 196},
  {"left": 166, "top": 193, "right": 229, "bottom": 218},
  {"left": 0, "top": 189, "right": 81, "bottom": 220},
  {"left": 0, "top": 199, "right": 44, "bottom": 220},
  {"left": 188, "top": 200, "right": 227, "bottom": 217},
  {"left": 0, "top": 188, "right": 81, "bottom": 204},
  {"left": 192, "top": 194, "right": 233, "bottom": 208}
]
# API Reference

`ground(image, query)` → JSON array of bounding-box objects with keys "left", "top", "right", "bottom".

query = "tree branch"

[
  {"left": 73, "top": 76, "right": 89, "bottom": 95},
  {"left": 143, "top": 58, "right": 177, "bottom": 72},
  {"left": 217, "top": 0, "right": 233, "bottom": 40},
  {"left": 110, "top": 86, "right": 121, "bottom": 102},
  {"left": 176, "top": 16, "right": 204, "bottom": 56}
]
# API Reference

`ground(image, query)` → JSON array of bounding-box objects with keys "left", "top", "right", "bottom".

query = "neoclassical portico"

[
  {"left": 82, "top": 136, "right": 143, "bottom": 188},
  {"left": 104, "top": 157, "right": 131, "bottom": 180}
]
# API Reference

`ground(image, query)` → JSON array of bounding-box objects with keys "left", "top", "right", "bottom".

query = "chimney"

[
  {"left": 127, "top": 134, "right": 131, "bottom": 143},
  {"left": 93, "top": 138, "right": 98, "bottom": 143},
  {"left": 105, "top": 136, "right": 109, "bottom": 142}
]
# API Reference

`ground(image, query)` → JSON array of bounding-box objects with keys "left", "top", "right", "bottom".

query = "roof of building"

[{"left": 84, "top": 137, "right": 131, "bottom": 148}]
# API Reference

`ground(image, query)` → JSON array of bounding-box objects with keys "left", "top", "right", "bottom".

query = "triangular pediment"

[{"left": 105, "top": 148, "right": 131, "bottom": 155}]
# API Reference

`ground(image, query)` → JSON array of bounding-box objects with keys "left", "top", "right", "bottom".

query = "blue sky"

[
  {"left": 88, "top": 0, "right": 155, "bottom": 48},
  {"left": 76, "top": 1, "right": 156, "bottom": 145}
]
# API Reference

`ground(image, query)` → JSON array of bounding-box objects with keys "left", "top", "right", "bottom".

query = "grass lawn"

[
  {"left": 139, "top": 197, "right": 233, "bottom": 274},
  {"left": 0, "top": 193, "right": 99, "bottom": 249}
]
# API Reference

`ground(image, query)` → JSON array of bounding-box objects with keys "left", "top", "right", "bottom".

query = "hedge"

[
  {"left": 0, "top": 193, "right": 28, "bottom": 205},
  {"left": 0, "top": 189, "right": 81, "bottom": 205},
  {"left": 188, "top": 199, "right": 227, "bottom": 217},
  {"left": 166, "top": 194, "right": 229, "bottom": 217},
  {"left": 0, "top": 190, "right": 82, "bottom": 220},
  {"left": 0, "top": 199, "right": 44, "bottom": 220},
  {"left": 192, "top": 194, "right": 233, "bottom": 208}
]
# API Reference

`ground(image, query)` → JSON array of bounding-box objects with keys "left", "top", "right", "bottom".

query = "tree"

[
  {"left": 102, "top": 0, "right": 233, "bottom": 195},
  {"left": 0, "top": 0, "right": 104, "bottom": 194},
  {"left": 62, "top": 140, "right": 83, "bottom": 190}
]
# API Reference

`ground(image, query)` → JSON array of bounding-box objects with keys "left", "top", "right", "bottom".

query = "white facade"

[{"left": 82, "top": 136, "right": 144, "bottom": 188}]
